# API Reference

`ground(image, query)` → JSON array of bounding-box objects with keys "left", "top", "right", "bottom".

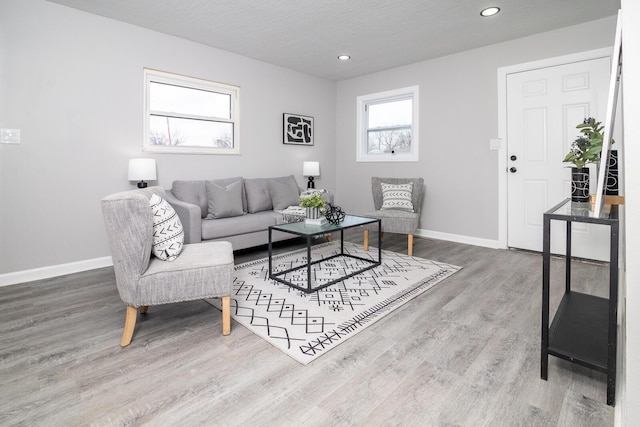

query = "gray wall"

[
  {"left": 0, "top": 2, "right": 619, "bottom": 273},
  {"left": 335, "top": 16, "right": 617, "bottom": 242},
  {"left": 0, "top": 0, "right": 336, "bottom": 274}
]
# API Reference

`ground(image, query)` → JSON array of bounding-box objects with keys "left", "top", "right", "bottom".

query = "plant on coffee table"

[{"left": 299, "top": 192, "right": 326, "bottom": 219}]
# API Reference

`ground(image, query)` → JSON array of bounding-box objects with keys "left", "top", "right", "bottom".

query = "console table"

[{"left": 541, "top": 198, "right": 619, "bottom": 406}]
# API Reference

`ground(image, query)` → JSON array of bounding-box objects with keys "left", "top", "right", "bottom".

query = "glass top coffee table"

[{"left": 268, "top": 215, "right": 381, "bottom": 293}]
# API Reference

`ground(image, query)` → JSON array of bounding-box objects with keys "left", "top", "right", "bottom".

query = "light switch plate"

[
  {"left": 489, "top": 138, "right": 501, "bottom": 150},
  {"left": 1, "top": 129, "right": 21, "bottom": 144}
]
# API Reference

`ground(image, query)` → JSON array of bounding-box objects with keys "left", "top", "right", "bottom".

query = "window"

[
  {"left": 356, "top": 86, "right": 419, "bottom": 162},
  {"left": 143, "top": 69, "right": 240, "bottom": 154}
]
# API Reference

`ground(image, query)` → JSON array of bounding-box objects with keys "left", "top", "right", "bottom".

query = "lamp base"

[
  {"left": 307, "top": 177, "right": 315, "bottom": 189},
  {"left": 137, "top": 181, "right": 148, "bottom": 188}
]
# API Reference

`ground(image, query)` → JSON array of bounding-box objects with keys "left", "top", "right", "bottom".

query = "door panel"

[{"left": 507, "top": 57, "right": 611, "bottom": 261}]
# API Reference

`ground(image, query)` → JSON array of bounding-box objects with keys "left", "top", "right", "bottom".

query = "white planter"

[{"left": 305, "top": 207, "right": 321, "bottom": 219}]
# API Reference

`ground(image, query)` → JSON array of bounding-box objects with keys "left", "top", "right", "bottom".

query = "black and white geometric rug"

[{"left": 208, "top": 242, "right": 461, "bottom": 365}]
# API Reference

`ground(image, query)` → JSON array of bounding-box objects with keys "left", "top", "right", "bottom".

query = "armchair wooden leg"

[
  {"left": 221, "top": 295, "right": 231, "bottom": 336},
  {"left": 121, "top": 306, "right": 138, "bottom": 347},
  {"left": 408, "top": 234, "right": 414, "bottom": 257},
  {"left": 363, "top": 229, "right": 369, "bottom": 251},
  {"left": 140, "top": 305, "right": 149, "bottom": 314}
]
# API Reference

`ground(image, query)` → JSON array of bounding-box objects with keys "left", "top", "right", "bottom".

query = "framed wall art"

[{"left": 283, "top": 113, "right": 314, "bottom": 146}]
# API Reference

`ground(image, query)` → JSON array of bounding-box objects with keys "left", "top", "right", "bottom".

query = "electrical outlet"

[
  {"left": 1, "top": 129, "right": 21, "bottom": 144},
  {"left": 489, "top": 138, "right": 501, "bottom": 150}
]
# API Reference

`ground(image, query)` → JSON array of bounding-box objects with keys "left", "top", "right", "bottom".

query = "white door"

[{"left": 506, "top": 57, "right": 611, "bottom": 261}]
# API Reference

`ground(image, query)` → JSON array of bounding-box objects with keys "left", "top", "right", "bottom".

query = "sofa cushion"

[
  {"left": 171, "top": 180, "right": 208, "bottom": 218},
  {"left": 172, "top": 177, "right": 245, "bottom": 218},
  {"left": 205, "top": 180, "right": 244, "bottom": 219},
  {"left": 244, "top": 178, "right": 273, "bottom": 213},
  {"left": 149, "top": 194, "right": 184, "bottom": 261},
  {"left": 201, "top": 211, "right": 278, "bottom": 240},
  {"left": 269, "top": 175, "right": 300, "bottom": 210}
]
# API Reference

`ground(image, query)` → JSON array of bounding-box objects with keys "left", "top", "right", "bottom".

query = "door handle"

[{"left": 509, "top": 167, "right": 517, "bottom": 173}]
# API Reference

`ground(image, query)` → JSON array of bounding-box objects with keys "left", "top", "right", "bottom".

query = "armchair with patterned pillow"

[
  {"left": 101, "top": 186, "right": 234, "bottom": 347},
  {"left": 362, "top": 177, "right": 424, "bottom": 256}
]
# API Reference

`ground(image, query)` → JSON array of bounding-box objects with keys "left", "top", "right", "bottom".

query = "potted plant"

[
  {"left": 299, "top": 192, "right": 326, "bottom": 219},
  {"left": 563, "top": 117, "right": 612, "bottom": 202}
]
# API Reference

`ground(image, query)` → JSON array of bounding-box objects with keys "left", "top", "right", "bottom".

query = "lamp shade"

[
  {"left": 128, "top": 158, "right": 157, "bottom": 181},
  {"left": 303, "top": 161, "right": 320, "bottom": 177}
]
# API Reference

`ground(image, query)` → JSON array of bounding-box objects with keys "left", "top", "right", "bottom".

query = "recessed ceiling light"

[
  {"left": 480, "top": 7, "right": 500, "bottom": 17},
  {"left": 338, "top": 55, "right": 351, "bottom": 61}
]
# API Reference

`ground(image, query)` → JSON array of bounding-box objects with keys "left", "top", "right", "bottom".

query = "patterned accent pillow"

[
  {"left": 380, "top": 182, "right": 414, "bottom": 212},
  {"left": 149, "top": 194, "right": 184, "bottom": 261}
]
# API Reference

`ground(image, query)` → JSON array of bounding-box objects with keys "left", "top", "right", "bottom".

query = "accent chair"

[
  {"left": 362, "top": 177, "right": 424, "bottom": 256},
  {"left": 101, "top": 186, "right": 234, "bottom": 347}
]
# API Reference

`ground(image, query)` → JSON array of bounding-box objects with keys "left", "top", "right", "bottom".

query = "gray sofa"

[{"left": 164, "top": 175, "right": 314, "bottom": 251}]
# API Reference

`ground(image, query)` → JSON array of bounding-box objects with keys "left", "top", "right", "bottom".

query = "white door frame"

[{"left": 496, "top": 47, "right": 613, "bottom": 249}]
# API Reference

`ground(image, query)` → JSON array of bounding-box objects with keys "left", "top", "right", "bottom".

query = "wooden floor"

[{"left": 0, "top": 231, "right": 614, "bottom": 426}]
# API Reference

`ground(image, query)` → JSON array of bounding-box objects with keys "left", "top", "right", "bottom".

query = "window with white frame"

[
  {"left": 143, "top": 69, "right": 240, "bottom": 154},
  {"left": 356, "top": 86, "right": 419, "bottom": 162}
]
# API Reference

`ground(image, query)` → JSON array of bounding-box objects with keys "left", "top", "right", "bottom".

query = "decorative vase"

[
  {"left": 605, "top": 150, "right": 618, "bottom": 196},
  {"left": 305, "top": 207, "right": 321, "bottom": 219},
  {"left": 571, "top": 167, "right": 590, "bottom": 203}
]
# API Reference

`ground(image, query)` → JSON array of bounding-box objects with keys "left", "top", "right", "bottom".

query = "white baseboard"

[
  {"left": 416, "top": 228, "right": 503, "bottom": 250},
  {"left": 0, "top": 256, "right": 113, "bottom": 287},
  {"left": 1, "top": 230, "right": 500, "bottom": 288}
]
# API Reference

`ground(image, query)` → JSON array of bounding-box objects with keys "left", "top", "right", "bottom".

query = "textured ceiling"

[{"left": 46, "top": 0, "right": 620, "bottom": 80}]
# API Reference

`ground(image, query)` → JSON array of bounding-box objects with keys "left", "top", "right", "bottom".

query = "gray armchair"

[
  {"left": 362, "top": 177, "right": 424, "bottom": 256},
  {"left": 101, "top": 186, "right": 234, "bottom": 347}
]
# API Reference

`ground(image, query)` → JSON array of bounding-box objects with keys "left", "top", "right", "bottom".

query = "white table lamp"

[
  {"left": 128, "top": 158, "right": 157, "bottom": 188},
  {"left": 303, "top": 161, "right": 320, "bottom": 189}
]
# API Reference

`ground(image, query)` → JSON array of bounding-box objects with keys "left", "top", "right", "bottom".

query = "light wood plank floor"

[{"left": 0, "top": 231, "right": 614, "bottom": 426}]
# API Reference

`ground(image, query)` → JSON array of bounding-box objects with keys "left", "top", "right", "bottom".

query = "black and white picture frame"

[{"left": 283, "top": 113, "right": 314, "bottom": 146}]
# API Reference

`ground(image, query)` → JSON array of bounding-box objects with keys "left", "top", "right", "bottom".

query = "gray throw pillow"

[
  {"left": 205, "top": 180, "right": 244, "bottom": 219},
  {"left": 244, "top": 178, "right": 273, "bottom": 213},
  {"left": 269, "top": 175, "right": 300, "bottom": 210}
]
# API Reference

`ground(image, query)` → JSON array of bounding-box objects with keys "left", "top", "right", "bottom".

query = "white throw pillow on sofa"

[{"left": 150, "top": 194, "right": 184, "bottom": 261}]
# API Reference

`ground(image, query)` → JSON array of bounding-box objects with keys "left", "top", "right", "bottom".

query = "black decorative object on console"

[
  {"left": 605, "top": 150, "right": 618, "bottom": 196},
  {"left": 571, "top": 167, "right": 590, "bottom": 203}
]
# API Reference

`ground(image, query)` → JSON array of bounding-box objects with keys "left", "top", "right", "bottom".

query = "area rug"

[{"left": 207, "top": 242, "right": 461, "bottom": 365}]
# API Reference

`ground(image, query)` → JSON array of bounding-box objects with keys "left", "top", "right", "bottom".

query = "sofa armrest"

[{"left": 165, "top": 190, "right": 202, "bottom": 244}]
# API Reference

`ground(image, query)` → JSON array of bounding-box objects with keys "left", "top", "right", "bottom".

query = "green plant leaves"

[
  {"left": 562, "top": 117, "right": 610, "bottom": 168},
  {"left": 299, "top": 192, "right": 326, "bottom": 209}
]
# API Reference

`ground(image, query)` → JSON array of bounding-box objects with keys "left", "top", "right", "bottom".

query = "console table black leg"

[
  {"left": 566, "top": 221, "right": 572, "bottom": 293},
  {"left": 541, "top": 215, "right": 551, "bottom": 380},
  {"left": 607, "top": 220, "right": 619, "bottom": 406}
]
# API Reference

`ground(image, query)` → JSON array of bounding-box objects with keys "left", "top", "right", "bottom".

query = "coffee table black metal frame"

[{"left": 268, "top": 215, "right": 381, "bottom": 294}]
